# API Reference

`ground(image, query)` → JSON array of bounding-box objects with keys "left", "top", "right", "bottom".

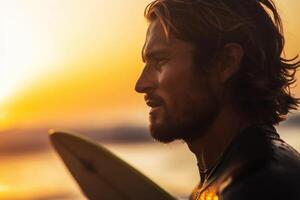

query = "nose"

[{"left": 135, "top": 65, "right": 156, "bottom": 94}]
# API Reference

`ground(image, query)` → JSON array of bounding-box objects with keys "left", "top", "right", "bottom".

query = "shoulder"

[
  {"left": 220, "top": 125, "right": 300, "bottom": 200},
  {"left": 221, "top": 166, "right": 300, "bottom": 200},
  {"left": 220, "top": 141, "right": 300, "bottom": 200}
]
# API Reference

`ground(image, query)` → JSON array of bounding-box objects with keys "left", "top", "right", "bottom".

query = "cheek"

[
  {"left": 159, "top": 66, "right": 217, "bottom": 117},
  {"left": 158, "top": 64, "right": 200, "bottom": 113},
  {"left": 158, "top": 54, "right": 195, "bottom": 90}
]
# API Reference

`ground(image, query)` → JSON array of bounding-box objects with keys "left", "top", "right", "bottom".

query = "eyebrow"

[{"left": 142, "top": 47, "right": 171, "bottom": 63}]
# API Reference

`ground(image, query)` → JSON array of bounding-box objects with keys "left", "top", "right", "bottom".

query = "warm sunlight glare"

[
  {"left": 0, "top": 1, "right": 57, "bottom": 102},
  {"left": 0, "top": 184, "right": 9, "bottom": 193}
]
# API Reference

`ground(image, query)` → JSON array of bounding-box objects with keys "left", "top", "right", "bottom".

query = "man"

[{"left": 135, "top": 0, "right": 300, "bottom": 199}]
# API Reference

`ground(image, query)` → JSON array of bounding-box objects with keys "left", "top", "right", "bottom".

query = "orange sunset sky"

[{"left": 0, "top": 0, "right": 299, "bottom": 130}]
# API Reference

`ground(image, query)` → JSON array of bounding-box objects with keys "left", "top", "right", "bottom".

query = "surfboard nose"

[
  {"left": 49, "top": 129, "right": 79, "bottom": 145},
  {"left": 48, "top": 129, "right": 84, "bottom": 156},
  {"left": 48, "top": 129, "right": 70, "bottom": 138}
]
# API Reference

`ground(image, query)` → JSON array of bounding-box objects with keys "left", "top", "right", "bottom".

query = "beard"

[{"left": 149, "top": 101, "right": 220, "bottom": 143}]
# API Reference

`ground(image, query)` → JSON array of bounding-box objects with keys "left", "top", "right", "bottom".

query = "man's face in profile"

[{"left": 135, "top": 20, "right": 220, "bottom": 143}]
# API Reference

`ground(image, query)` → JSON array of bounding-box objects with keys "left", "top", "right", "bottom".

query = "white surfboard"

[{"left": 49, "top": 129, "right": 177, "bottom": 200}]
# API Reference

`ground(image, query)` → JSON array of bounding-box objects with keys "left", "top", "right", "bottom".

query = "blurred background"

[{"left": 0, "top": 0, "right": 299, "bottom": 199}]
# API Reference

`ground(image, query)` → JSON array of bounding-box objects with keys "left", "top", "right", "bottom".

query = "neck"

[{"left": 186, "top": 104, "right": 253, "bottom": 174}]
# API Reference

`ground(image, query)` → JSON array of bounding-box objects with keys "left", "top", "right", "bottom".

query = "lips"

[
  {"left": 144, "top": 94, "right": 164, "bottom": 115},
  {"left": 144, "top": 94, "right": 164, "bottom": 108},
  {"left": 146, "top": 100, "right": 162, "bottom": 108}
]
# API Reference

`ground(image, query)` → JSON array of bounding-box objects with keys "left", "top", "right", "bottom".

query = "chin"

[
  {"left": 149, "top": 123, "right": 177, "bottom": 143},
  {"left": 149, "top": 115, "right": 214, "bottom": 143},
  {"left": 148, "top": 104, "right": 219, "bottom": 143},
  {"left": 149, "top": 111, "right": 176, "bottom": 143}
]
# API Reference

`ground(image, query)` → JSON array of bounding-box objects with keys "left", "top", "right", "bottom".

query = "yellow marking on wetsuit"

[{"left": 198, "top": 190, "right": 219, "bottom": 200}]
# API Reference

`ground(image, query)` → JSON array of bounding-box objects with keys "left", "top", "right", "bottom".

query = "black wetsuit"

[{"left": 190, "top": 124, "right": 300, "bottom": 200}]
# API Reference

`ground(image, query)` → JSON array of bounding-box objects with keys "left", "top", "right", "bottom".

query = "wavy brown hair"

[{"left": 145, "top": 0, "right": 300, "bottom": 125}]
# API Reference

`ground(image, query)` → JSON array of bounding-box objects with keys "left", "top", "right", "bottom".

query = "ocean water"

[{"left": 0, "top": 126, "right": 298, "bottom": 200}]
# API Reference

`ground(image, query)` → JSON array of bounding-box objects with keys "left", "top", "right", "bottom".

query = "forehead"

[{"left": 143, "top": 20, "right": 194, "bottom": 58}]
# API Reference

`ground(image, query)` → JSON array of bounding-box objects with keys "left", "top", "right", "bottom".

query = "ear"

[{"left": 217, "top": 43, "right": 244, "bottom": 83}]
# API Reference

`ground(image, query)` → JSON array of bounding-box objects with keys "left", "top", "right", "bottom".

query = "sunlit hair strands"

[{"left": 144, "top": 0, "right": 300, "bottom": 125}]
